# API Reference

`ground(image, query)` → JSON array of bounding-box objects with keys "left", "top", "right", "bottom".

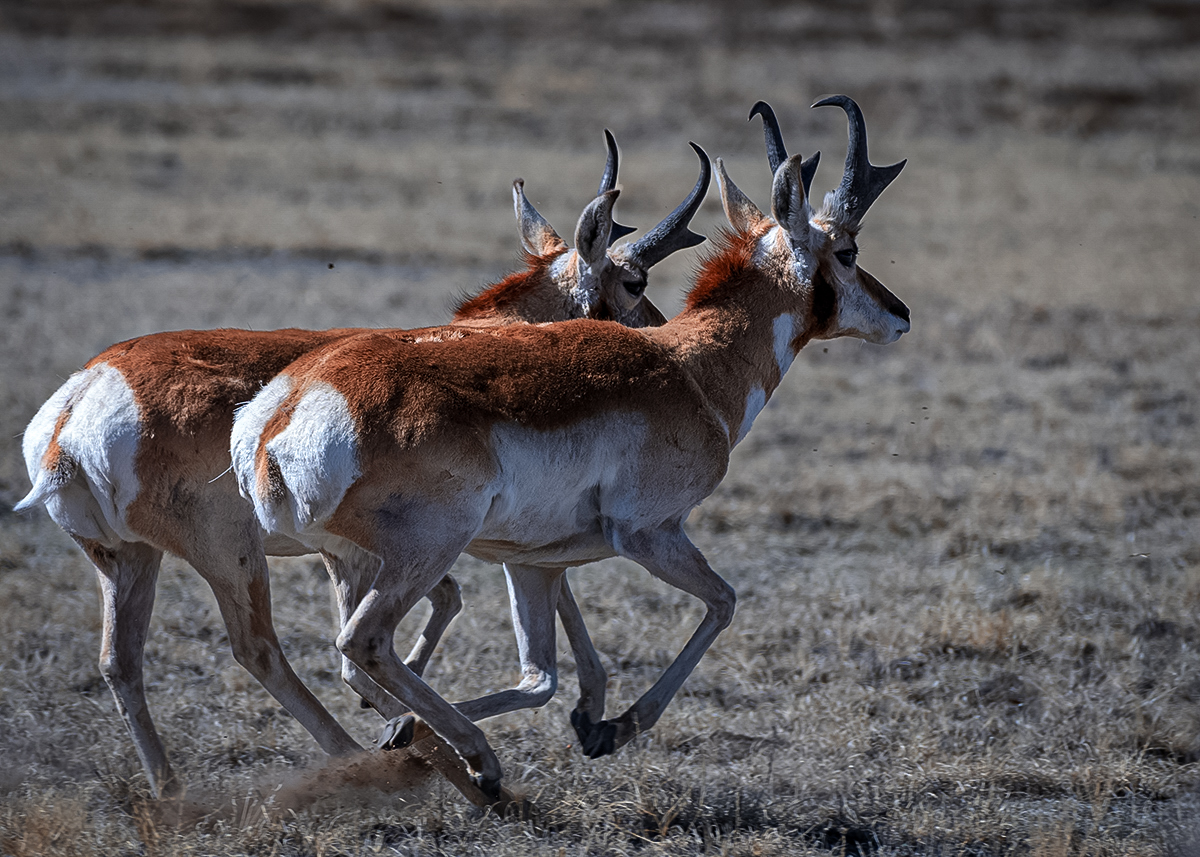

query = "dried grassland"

[{"left": 2, "top": 1, "right": 1200, "bottom": 853}]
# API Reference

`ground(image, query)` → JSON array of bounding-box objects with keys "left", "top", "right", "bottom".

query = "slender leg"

[
  {"left": 321, "top": 545, "right": 464, "bottom": 721},
  {"left": 76, "top": 537, "right": 179, "bottom": 799},
  {"left": 322, "top": 548, "right": 407, "bottom": 720},
  {"left": 557, "top": 574, "right": 607, "bottom": 723},
  {"left": 335, "top": 522, "right": 504, "bottom": 795},
  {"left": 380, "top": 566, "right": 611, "bottom": 751},
  {"left": 449, "top": 563, "right": 562, "bottom": 722},
  {"left": 404, "top": 575, "right": 464, "bottom": 677},
  {"left": 573, "top": 519, "right": 736, "bottom": 758},
  {"left": 183, "top": 524, "right": 362, "bottom": 757}
]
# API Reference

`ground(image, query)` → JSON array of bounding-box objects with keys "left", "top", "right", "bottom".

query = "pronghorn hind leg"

[
  {"left": 321, "top": 548, "right": 464, "bottom": 719},
  {"left": 182, "top": 524, "right": 362, "bottom": 757},
  {"left": 404, "top": 574, "right": 463, "bottom": 677},
  {"left": 575, "top": 520, "right": 735, "bottom": 758},
  {"left": 335, "top": 514, "right": 505, "bottom": 797},
  {"left": 322, "top": 548, "right": 409, "bottom": 720},
  {"left": 76, "top": 537, "right": 179, "bottom": 798}
]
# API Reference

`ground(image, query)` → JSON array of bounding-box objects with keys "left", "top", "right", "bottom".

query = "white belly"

[{"left": 466, "top": 414, "right": 647, "bottom": 567}]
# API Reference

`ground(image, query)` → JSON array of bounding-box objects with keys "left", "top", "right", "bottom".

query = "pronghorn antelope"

[
  {"left": 16, "top": 134, "right": 706, "bottom": 799},
  {"left": 230, "top": 95, "right": 909, "bottom": 797}
]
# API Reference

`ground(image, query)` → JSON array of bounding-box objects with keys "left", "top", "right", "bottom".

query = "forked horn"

[
  {"left": 812, "top": 95, "right": 905, "bottom": 227},
  {"left": 748, "top": 101, "right": 820, "bottom": 196},
  {"left": 625, "top": 142, "right": 711, "bottom": 269},
  {"left": 599, "top": 129, "right": 637, "bottom": 245}
]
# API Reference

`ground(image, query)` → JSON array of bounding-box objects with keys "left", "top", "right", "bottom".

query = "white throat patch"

[
  {"left": 773, "top": 313, "right": 798, "bottom": 378},
  {"left": 735, "top": 385, "right": 767, "bottom": 446}
]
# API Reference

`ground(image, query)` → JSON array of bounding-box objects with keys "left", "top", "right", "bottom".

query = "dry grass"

[{"left": 3, "top": 1, "right": 1200, "bottom": 854}]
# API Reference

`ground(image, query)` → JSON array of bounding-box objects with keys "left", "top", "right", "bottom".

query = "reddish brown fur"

[
  {"left": 259, "top": 216, "right": 904, "bottom": 520},
  {"left": 260, "top": 228, "right": 806, "bottom": 493},
  {"left": 684, "top": 227, "right": 764, "bottom": 312},
  {"left": 268, "top": 322, "right": 681, "bottom": 447},
  {"left": 60, "top": 250, "right": 612, "bottom": 552},
  {"left": 85, "top": 329, "right": 355, "bottom": 554},
  {"left": 452, "top": 253, "right": 557, "bottom": 323},
  {"left": 41, "top": 407, "right": 74, "bottom": 477}
]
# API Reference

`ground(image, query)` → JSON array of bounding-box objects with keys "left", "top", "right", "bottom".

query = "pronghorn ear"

[
  {"left": 513, "top": 179, "right": 568, "bottom": 257},
  {"left": 770, "top": 153, "right": 809, "bottom": 234},
  {"left": 716, "top": 158, "right": 765, "bottom": 235},
  {"left": 575, "top": 189, "right": 618, "bottom": 268}
]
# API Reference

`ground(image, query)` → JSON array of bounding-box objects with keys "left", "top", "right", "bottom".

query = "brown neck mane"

[
  {"left": 683, "top": 227, "right": 765, "bottom": 313},
  {"left": 452, "top": 251, "right": 557, "bottom": 323}
]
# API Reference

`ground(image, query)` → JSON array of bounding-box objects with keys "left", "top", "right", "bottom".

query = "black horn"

[
  {"left": 599, "top": 129, "right": 637, "bottom": 245},
  {"left": 625, "top": 142, "right": 711, "bottom": 269},
  {"left": 749, "top": 101, "right": 787, "bottom": 175},
  {"left": 749, "top": 101, "right": 820, "bottom": 197},
  {"left": 812, "top": 95, "right": 904, "bottom": 226}
]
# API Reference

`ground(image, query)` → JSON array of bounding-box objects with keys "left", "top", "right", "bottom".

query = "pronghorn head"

[
  {"left": 510, "top": 136, "right": 710, "bottom": 329},
  {"left": 719, "top": 96, "right": 910, "bottom": 345}
]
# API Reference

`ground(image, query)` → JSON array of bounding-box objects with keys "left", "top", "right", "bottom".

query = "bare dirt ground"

[{"left": 2, "top": 1, "right": 1200, "bottom": 854}]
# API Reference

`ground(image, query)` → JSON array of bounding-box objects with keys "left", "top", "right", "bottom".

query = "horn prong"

[
  {"left": 800, "top": 151, "right": 820, "bottom": 197},
  {"left": 812, "top": 95, "right": 904, "bottom": 225}
]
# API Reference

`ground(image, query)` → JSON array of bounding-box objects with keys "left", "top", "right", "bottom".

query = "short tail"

[{"left": 13, "top": 455, "right": 77, "bottom": 513}]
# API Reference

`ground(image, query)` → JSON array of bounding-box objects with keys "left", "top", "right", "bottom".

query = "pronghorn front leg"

[
  {"left": 378, "top": 567, "right": 608, "bottom": 752},
  {"left": 451, "top": 563, "right": 563, "bottom": 722},
  {"left": 574, "top": 519, "right": 736, "bottom": 758},
  {"left": 558, "top": 573, "right": 607, "bottom": 724},
  {"left": 404, "top": 575, "right": 464, "bottom": 677}
]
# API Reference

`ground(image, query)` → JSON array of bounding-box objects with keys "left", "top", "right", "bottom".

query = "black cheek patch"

[{"left": 811, "top": 270, "right": 837, "bottom": 333}]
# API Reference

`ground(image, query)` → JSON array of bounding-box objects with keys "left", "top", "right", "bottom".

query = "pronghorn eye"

[
  {"left": 835, "top": 249, "right": 858, "bottom": 267},
  {"left": 623, "top": 278, "right": 646, "bottom": 298}
]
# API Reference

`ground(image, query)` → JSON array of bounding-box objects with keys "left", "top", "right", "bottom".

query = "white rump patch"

[
  {"left": 230, "top": 373, "right": 294, "bottom": 503},
  {"left": 20, "top": 368, "right": 97, "bottom": 493},
  {"left": 19, "top": 363, "right": 142, "bottom": 544},
  {"left": 259, "top": 381, "right": 361, "bottom": 536}
]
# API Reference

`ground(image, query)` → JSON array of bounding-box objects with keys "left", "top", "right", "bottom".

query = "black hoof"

[
  {"left": 471, "top": 772, "right": 503, "bottom": 803},
  {"left": 570, "top": 710, "right": 618, "bottom": 759},
  {"left": 377, "top": 714, "right": 417, "bottom": 751},
  {"left": 570, "top": 708, "right": 592, "bottom": 744}
]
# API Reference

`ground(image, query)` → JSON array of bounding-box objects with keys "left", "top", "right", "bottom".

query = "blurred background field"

[{"left": 2, "top": 1, "right": 1200, "bottom": 854}]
